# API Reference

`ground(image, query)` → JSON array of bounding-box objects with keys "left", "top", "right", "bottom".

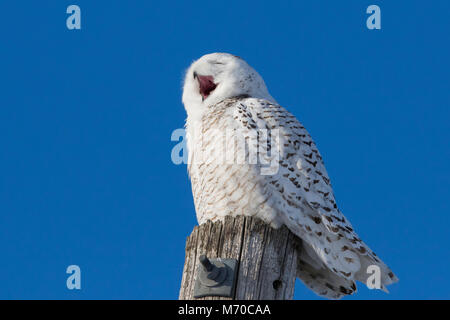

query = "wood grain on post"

[{"left": 179, "top": 215, "right": 301, "bottom": 300}]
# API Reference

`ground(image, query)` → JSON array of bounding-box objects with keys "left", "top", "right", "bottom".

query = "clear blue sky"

[{"left": 0, "top": 1, "right": 449, "bottom": 300}]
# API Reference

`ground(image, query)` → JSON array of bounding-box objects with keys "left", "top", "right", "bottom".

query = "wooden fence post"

[{"left": 179, "top": 215, "right": 301, "bottom": 300}]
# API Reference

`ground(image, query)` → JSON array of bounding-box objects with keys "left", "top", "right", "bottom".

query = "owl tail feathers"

[
  {"left": 296, "top": 253, "right": 398, "bottom": 299},
  {"left": 296, "top": 259, "right": 357, "bottom": 300}
]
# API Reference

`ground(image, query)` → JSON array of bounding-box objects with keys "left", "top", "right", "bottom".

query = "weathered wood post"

[{"left": 179, "top": 215, "right": 301, "bottom": 300}]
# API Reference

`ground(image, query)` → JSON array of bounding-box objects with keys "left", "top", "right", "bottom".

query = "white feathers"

[
  {"left": 182, "top": 53, "right": 398, "bottom": 299},
  {"left": 182, "top": 53, "right": 274, "bottom": 122}
]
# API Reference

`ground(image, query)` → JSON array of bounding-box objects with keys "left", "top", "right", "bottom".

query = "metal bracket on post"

[{"left": 193, "top": 254, "right": 238, "bottom": 298}]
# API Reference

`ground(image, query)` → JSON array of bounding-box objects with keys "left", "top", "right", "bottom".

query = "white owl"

[{"left": 182, "top": 53, "right": 398, "bottom": 299}]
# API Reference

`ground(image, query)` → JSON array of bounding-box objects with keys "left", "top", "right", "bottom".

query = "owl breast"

[{"left": 187, "top": 98, "right": 283, "bottom": 228}]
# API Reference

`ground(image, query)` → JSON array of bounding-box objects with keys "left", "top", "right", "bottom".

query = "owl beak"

[{"left": 196, "top": 74, "right": 217, "bottom": 101}]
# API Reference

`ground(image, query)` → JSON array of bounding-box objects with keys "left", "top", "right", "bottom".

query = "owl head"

[{"left": 182, "top": 53, "right": 274, "bottom": 121}]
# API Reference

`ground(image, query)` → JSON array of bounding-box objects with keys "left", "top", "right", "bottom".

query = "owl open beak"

[{"left": 196, "top": 74, "right": 217, "bottom": 100}]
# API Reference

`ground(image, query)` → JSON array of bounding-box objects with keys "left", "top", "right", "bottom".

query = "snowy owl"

[{"left": 182, "top": 53, "right": 398, "bottom": 299}]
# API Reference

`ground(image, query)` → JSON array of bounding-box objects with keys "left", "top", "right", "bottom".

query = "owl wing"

[
  {"left": 231, "top": 97, "right": 398, "bottom": 291},
  {"left": 232, "top": 98, "right": 354, "bottom": 238}
]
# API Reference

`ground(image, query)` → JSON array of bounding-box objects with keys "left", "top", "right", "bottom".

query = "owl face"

[{"left": 182, "top": 53, "right": 273, "bottom": 121}]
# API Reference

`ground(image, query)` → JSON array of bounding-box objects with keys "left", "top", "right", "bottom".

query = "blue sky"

[{"left": 0, "top": 1, "right": 449, "bottom": 299}]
